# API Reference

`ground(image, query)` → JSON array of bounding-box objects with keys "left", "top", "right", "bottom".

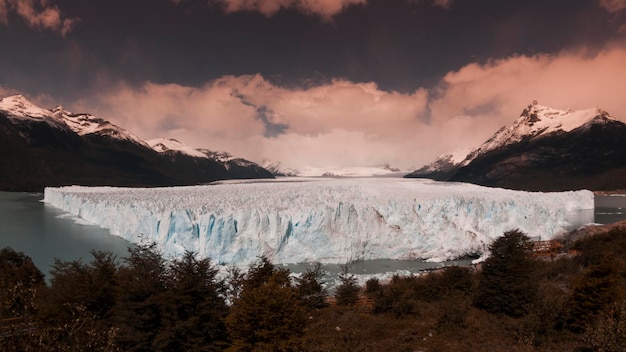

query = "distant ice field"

[{"left": 44, "top": 178, "right": 594, "bottom": 266}]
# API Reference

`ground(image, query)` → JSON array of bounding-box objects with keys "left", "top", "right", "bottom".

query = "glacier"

[{"left": 43, "top": 178, "right": 594, "bottom": 266}]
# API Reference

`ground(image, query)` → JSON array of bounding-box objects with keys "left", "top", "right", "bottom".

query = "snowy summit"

[
  {"left": 0, "top": 95, "right": 148, "bottom": 147},
  {"left": 405, "top": 101, "right": 626, "bottom": 191},
  {"left": 148, "top": 138, "right": 208, "bottom": 158},
  {"left": 461, "top": 101, "right": 617, "bottom": 167}
]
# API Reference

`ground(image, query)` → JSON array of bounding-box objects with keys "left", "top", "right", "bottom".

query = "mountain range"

[
  {"left": 406, "top": 101, "right": 626, "bottom": 191},
  {"left": 0, "top": 95, "right": 273, "bottom": 191},
  {"left": 261, "top": 161, "right": 406, "bottom": 178}
]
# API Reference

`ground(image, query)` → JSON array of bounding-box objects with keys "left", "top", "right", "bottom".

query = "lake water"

[
  {"left": 595, "top": 194, "right": 626, "bottom": 224},
  {"left": 0, "top": 192, "right": 132, "bottom": 276},
  {"left": 1, "top": 191, "right": 624, "bottom": 283}
]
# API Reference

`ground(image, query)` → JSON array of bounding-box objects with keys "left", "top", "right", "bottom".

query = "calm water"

[
  {"left": 1, "top": 191, "right": 624, "bottom": 280},
  {"left": 595, "top": 194, "right": 626, "bottom": 225},
  {"left": 0, "top": 192, "right": 132, "bottom": 276}
]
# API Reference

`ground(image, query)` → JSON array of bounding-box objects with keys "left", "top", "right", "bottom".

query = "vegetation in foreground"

[{"left": 1, "top": 227, "right": 626, "bottom": 351}]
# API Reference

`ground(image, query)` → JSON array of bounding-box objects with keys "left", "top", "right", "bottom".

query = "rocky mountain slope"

[
  {"left": 406, "top": 101, "right": 626, "bottom": 191},
  {"left": 0, "top": 95, "right": 273, "bottom": 191}
]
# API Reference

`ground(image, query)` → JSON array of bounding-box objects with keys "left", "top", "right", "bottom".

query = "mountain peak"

[
  {"left": 519, "top": 101, "right": 616, "bottom": 131},
  {"left": 148, "top": 138, "right": 209, "bottom": 158},
  {"left": 407, "top": 102, "right": 626, "bottom": 191},
  {"left": 0, "top": 94, "right": 55, "bottom": 120},
  {"left": 460, "top": 103, "right": 618, "bottom": 167},
  {"left": 0, "top": 95, "right": 149, "bottom": 147}
]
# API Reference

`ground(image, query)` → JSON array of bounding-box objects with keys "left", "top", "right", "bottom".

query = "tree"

[
  {"left": 475, "top": 230, "right": 538, "bottom": 317},
  {"left": 567, "top": 259, "right": 625, "bottom": 333},
  {"left": 154, "top": 251, "right": 229, "bottom": 351},
  {"left": 0, "top": 248, "right": 47, "bottom": 351},
  {"left": 335, "top": 265, "right": 360, "bottom": 306},
  {"left": 36, "top": 250, "right": 120, "bottom": 350},
  {"left": 0, "top": 247, "right": 45, "bottom": 319},
  {"left": 114, "top": 242, "right": 168, "bottom": 351},
  {"left": 296, "top": 263, "right": 328, "bottom": 310},
  {"left": 43, "top": 251, "right": 118, "bottom": 323},
  {"left": 225, "top": 258, "right": 306, "bottom": 351}
]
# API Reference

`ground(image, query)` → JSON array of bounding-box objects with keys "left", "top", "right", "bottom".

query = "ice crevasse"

[{"left": 43, "top": 178, "right": 594, "bottom": 266}]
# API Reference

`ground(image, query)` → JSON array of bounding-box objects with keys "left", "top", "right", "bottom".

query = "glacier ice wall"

[{"left": 43, "top": 178, "right": 594, "bottom": 265}]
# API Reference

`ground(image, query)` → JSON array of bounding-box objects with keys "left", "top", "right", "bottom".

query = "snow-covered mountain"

[
  {"left": 405, "top": 149, "right": 470, "bottom": 180},
  {"left": 0, "top": 95, "right": 149, "bottom": 147},
  {"left": 148, "top": 137, "right": 208, "bottom": 158},
  {"left": 146, "top": 138, "right": 272, "bottom": 178},
  {"left": 407, "top": 101, "right": 626, "bottom": 191},
  {"left": 0, "top": 95, "right": 273, "bottom": 191},
  {"left": 262, "top": 160, "right": 408, "bottom": 177},
  {"left": 261, "top": 160, "right": 302, "bottom": 177},
  {"left": 460, "top": 101, "right": 618, "bottom": 167}
]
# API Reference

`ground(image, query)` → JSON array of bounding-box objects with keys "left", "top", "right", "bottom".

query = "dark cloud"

[
  {"left": 2, "top": 0, "right": 626, "bottom": 168},
  {"left": 1, "top": 0, "right": 623, "bottom": 104},
  {"left": 0, "top": 0, "right": 77, "bottom": 36},
  {"left": 230, "top": 89, "right": 289, "bottom": 138},
  {"left": 256, "top": 106, "right": 289, "bottom": 138},
  {"left": 599, "top": 0, "right": 626, "bottom": 13}
]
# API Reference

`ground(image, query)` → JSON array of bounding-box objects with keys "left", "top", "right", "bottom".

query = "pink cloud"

[
  {"left": 424, "top": 45, "right": 626, "bottom": 161},
  {"left": 599, "top": 0, "right": 626, "bottom": 13},
  {"left": 70, "top": 44, "right": 626, "bottom": 170},
  {"left": 598, "top": 0, "right": 626, "bottom": 32},
  {"left": 73, "top": 75, "right": 429, "bottom": 169},
  {"left": 0, "top": 1, "right": 6, "bottom": 24},
  {"left": 0, "top": 0, "right": 77, "bottom": 36},
  {"left": 211, "top": 0, "right": 366, "bottom": 18},
  {"left": 432, "top": 0, "right": 453, "bottom": 9},
  {"left": 0, "top": 85, "right": 19, "bottom": 97}
]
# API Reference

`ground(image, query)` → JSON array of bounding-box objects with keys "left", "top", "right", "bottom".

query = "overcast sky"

[{"left": 2, "top": 0, "right": 626, "bottom": 169}]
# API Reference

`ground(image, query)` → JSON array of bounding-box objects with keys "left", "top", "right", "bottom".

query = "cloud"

[
  {"left": 73, "top": 75, "right": 429, "bottom": 169},
  {"left": 69, "top": 45, "right": 626, "bottom": 170},
  {"left": 174, "top": 0, "right": 367, "bottom": 18},
  {"left": 429, "top": 45, "right": 626, "bottom": 129},
  {"left": 598, "top": 0, "right": 626, "bottom": 32},
  {"left": 599, "top": 0, "right": 626, "bottom": 13},
  {"left": 0, "top": 85, "right": 20, "bottom": 98},
  {"left": 0, "top": 0, "right": 77, "bottom": 36},
  {"left": 432, "top": 0, "right": 453, "bottom": 9}
]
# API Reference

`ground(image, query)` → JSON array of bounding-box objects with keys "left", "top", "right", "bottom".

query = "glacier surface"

[{"left": 43, "top": 178, "right": 594, "bottom": 266}]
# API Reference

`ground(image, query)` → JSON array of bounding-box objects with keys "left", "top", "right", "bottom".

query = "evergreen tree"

[
  {"left": 226, "top": 258, "right": 306, "bottom": 351},
  {"left": 0, "top": 248, "right": 47, "bottom": 351},
  {"left": 0, "top": 247, "right": 45, "bottom": 319},
  {"left": 242, "top": 256, "right": 276, "bottom": 290},
  {"left": 296, "top": 263, "right": 328, "bottom": 310},
  {"left": 568, "top": 259, "right": 625, "bottom": 333},
  {"left": 475, "top": 230, "right": 538, "bottom": 317},
  {"left": 114, "top": 242, "right": 168, "bottom": 351},
  {"left": 43, "top": 250, "right": 118, "bottom": 324},
  {"left": 335, "top": 265, "right": 360, "bottom": 306},
  {"left": 154, "top": 251, "right": 229, "bottom": 351}
]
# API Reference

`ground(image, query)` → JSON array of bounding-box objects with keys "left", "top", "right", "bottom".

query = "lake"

[
  {"left": 1, "top": 190, "right": 624, "bottom": 284},
  {"left": 0, "top": 192, "right": 131, "bottom": 276}
]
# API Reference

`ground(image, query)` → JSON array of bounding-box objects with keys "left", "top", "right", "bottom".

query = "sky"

[{"left": 1, "top": 0, "right": 626, "bottom": 170}]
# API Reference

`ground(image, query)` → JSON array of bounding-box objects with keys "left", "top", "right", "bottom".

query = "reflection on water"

[{"left": 1, "top": 192, "right": 625, "bottom": 282}]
